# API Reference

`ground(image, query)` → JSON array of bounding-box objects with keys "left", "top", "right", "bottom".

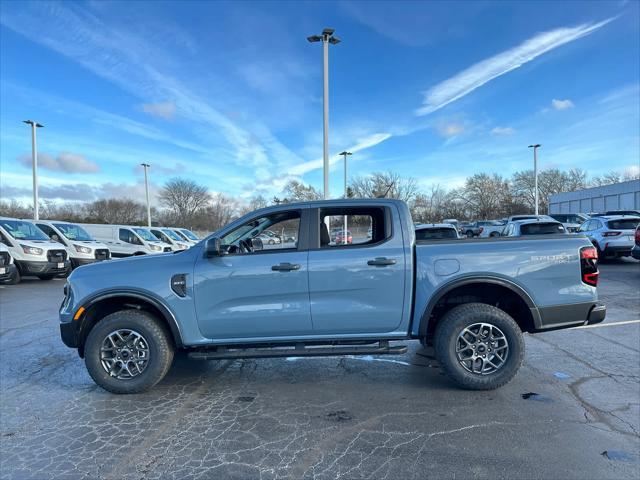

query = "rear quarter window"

[
  {"left": 607, "top": 219, "right": 640, "bottom": 230},
  {"left": 520, "top": 223, "right": 565, "bottom": 235}
]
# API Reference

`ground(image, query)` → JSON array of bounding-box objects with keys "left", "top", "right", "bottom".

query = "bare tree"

[
  {"left": 273, "top": 180, "right": 322, "bottom": 204},
  {"left": 410, "top": 184, "right": 447, "bottom": 223},
  {"left": 350, "top": 172, "right": 418, "bottom": 202},
  {"left": 85, "top": 198, "right": 147, "bottom": 224},
  {"left": 460, "top": 173, "right": 509, "bottom": 219},
  {"left": 159, "top": 178, "right": 211, "bottom": 227},
  {"left": 0, "top": 199, "right": 31, "bottom": 218}
]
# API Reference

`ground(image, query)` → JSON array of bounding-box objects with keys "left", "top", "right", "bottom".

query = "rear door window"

[
  {"left": 319, "top": 207, "right": 388, "bottom": 247},
  {"left": 520, "top": 223, "right": 565, "bottom": 235}
]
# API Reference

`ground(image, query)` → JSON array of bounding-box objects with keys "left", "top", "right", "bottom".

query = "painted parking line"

[{"left": 575, "top": 319, "right": 640, "bottom": 329}]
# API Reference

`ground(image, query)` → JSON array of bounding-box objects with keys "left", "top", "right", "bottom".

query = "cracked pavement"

[{"left": 1, "top": 259, "right": 638, "bottom": 479}]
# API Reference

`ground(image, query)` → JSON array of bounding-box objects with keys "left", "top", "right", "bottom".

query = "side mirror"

[{"left": 205, "top": 237, "right": 224, "bottom": 257}]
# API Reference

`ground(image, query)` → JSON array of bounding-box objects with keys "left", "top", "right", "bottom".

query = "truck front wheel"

[
  {"left": 84, "top": 310, "right": 174, "bottom": 394},
  {"left": 434, "top": 303, "right": 524, "bottom": 390}
]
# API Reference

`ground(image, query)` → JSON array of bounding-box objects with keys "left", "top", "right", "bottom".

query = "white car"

[
  {"left": 149, "top": 228, "right": 190, "bottom": 251},
  {"left": 31, "top": 220, "right": 111, "bottom": 269},
  {"left": 170, "top": 227, "right": 200, "bottom": 245},
  {"left": 0, "top": 243, "right": 19, "bottom": 284},
  {"left": 80, "top": 224, "right": 172, "bottom": 257},
  {"left": 0, "top": 217, "right": 71, "bottom": 280}
]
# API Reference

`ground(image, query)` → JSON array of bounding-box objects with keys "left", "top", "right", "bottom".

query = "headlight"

[
  {"left": 73, "top": 244, "right": 92, "bottom": 254},
  {"left": 150, "top": 244, "right": 162, "bottom": 252},
  {"left": 179, "top": 243, "right": 188, "bottom": 250},
  {"left": 20, "top": 244, "right": 43, "bottom": 255}
]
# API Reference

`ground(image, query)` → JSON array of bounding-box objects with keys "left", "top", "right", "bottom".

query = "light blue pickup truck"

[{"left": 60, "top": 199, "right": 605, "bottom": 393}]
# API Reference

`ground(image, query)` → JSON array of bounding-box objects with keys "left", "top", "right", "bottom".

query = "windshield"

[
  {"left": 416, "top": 227, "right": 458, "bottom": 240},
  {"left": 53, "top": 223, "right": 93, "bottom": 241},
  {"left": 132, "top": 228, "right": 160, "bottom": 241},
  {"left": 179, "top": 228, "right": 199, "bottom": 240},
  {"left": 607, "top": 219, "right": 640, "bottom": 230},
  {"left": 520, "top": 223, "right": 565, "bottom": 235},
  {"left": 0, "top": 220, "right": 49, "bottom": 241},
  {"left": 161, "top": 228, "right": 182, "bottom": 241}
]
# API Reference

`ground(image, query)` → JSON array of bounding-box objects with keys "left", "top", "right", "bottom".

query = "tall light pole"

[
  {"left": 22, "top": 121, "right": 44, "bottom": 220},
  {"left": 528, "top": 144, "right": 541, "bottom": 215},
  {"left": 338, "top": 151, "right": 352, "bottom": 243},
  {"left": 141, "top": 163, "right": 151, "bottom": 227},
  {"left": 308, "top": 28, "right": 341, "bottom": 199}
]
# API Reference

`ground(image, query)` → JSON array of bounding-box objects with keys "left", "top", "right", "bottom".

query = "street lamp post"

[
  {"left": 339, "top": 151, "right": 352, "bottom": 244},
  {"left": 141, "top": 163, "right": 151, "bottom": 227},
  {"left": 22, "top": 120, "right": 44, "bottom": 220},
  {"left": 308, "top": 28, "right": 341, "bottom": 199},
  {"left": 528, "top": 144, "right": 541, "bottom": 215}
]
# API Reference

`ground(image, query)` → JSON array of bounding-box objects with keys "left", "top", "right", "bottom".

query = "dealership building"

[{"left": 548, "top": 179, "right": 640, "bottom": 214}]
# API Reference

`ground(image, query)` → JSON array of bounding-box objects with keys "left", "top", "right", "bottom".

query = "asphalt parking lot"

[{"left": 1, "top": 259, "right": 638, "bottom": 480}]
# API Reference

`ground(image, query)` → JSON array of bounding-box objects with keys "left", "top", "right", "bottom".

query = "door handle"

[
  {"left": 271, "top": 262, "right": 301, "bottom": 272},
  {"left": 367, "top": 257, "right": 396, "bottom": 266}
]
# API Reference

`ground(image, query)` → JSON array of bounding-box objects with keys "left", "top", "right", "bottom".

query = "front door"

[
  {"left": 193, "top": 208, "right": 312, "bottom": 340},
  {"left": 308, "top": 205, "right": 407, "bottom": 335}
]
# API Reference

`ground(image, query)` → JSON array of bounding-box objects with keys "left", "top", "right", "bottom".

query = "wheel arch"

[
  {"left": 76, "top": 290, "right": 183, "bottom": 357},
  {"left": 418, "top": 277, "right": 538, "bottom": 343}
]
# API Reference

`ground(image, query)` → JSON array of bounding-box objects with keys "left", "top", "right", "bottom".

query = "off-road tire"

[
  {"left": 435, "top": 303, "right": 524, "bottom": 390},
  {"left": 84, "top": 309, "right": 174, "bottom": 394},
  {"left": 4, "top": 269, "right": 21, "bottom": 285}
]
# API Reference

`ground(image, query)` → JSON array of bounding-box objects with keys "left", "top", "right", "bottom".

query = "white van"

[
  {"left": 149, "top": 227, "right": 190, "bottom": 251},
  {"left": 31, "top": 220, "right": 111, "bottom": 269},
  {"left": 0, "top": 243, "right": 20, "bottom": 284},
  {"left": 170, "top": 227, "right": 200, "bottom": 245},
  {"left": 0, "top": 217, "right": 71, "bottom": 280},
  {"left": 80, "top": 224, "right": 172, "bottom": 257}
]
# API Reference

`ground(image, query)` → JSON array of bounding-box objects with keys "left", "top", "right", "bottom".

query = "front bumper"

[
  {"left": 16, "top": 260, "right": 71, "bottom": 276},
  {"left": 0, "top": 264, "right": 18, "bottom": 283},
  {"left": 533, "top": 301, "right": 606, "bottom": 331},
  {"left": 60, "top": 320, "right": 79, "bottom": 348},
  {"left": 70, "top": 257, "right": 100, "bottom": 268}
]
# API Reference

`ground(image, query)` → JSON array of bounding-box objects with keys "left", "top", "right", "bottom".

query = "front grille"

[
  {"left": 47, "top": 249, "right": 67, "bottom": 263},
  {"left": 163, "top": 247, "right": 172, "bottom": 253},
  {"left": 0, "top": 252, "right": 8, "bottom": 267},
  {"left": 94, "top": 249, "right": 110, "bottom": 260}
]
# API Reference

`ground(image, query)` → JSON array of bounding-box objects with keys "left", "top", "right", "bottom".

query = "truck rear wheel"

[
  {"left": 84, "top": 310, "right": 174, "bottom": 394},
  {"left": 434, "top": 303, "right": 524, "bottom": 390}
]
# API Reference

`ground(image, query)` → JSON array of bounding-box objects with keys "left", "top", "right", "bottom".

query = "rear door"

[{"left": 307, "top": 205, "right": 406, "bottom": 335}]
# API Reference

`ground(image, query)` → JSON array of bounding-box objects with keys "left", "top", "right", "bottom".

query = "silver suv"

[
  {"left": 501, "top": 219, "right": 566, "bottom": 237},
  {"left": 578, "top": 215, "right": 640, "bottom": 259}
]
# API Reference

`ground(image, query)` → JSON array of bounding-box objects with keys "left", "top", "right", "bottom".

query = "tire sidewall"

[
  {"left": 84, "top": 311, "right": 173, "bottom": 393},
  {"left": 435, "top": 304, "right": 524, "bottom": 390}
]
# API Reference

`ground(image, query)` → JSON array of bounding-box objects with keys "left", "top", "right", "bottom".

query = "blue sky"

[{"left": 1, "top": 0, "right": 638, "bottom": 205}]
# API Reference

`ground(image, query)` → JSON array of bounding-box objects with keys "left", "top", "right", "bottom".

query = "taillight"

[
  {"left": 580, "top": 246, "right": 598, "bottom": 287},
  {"left": 602, "top": 231, "right": 621, "bottom": 237},
  {"left": 635, "top": 229, "right": 640, "bottom": 244}
]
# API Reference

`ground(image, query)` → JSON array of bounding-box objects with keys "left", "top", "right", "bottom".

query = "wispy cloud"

[
  {"left": 416, "top": 18, "right": 614, "bottom": 116},
  {"left": 551, "top": 98, "right": 574, "bottom": 110},
  {"left": 140, "top": 101, "right": 176, "bottom": 120},
  {"left": 17, "top": 152, "right": 100, "bottom": 173},
  {"left": 436, "top": 123, "right": 465, "bottom": 138},
  {"left": 491, "top": 126, "right": 515, "bottom": 136}
]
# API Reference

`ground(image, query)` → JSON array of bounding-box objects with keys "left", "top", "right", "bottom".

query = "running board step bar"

[{"left": 188, "top": 341, "right": 407, "bottom": 360}]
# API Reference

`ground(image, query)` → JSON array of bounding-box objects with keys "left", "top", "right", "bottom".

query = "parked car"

[
  {"left": 459, "top": 221, "right": 498, "bottom": 238},
  {"left": 506, "top": 214, "right": 554, "bottom": 222},
  {"left": 258, "top": 231, "right": 281, "bottom": 245},
  {"left": 0, "top": 217, "right": 70, "bottom": 281},
  {"left": 0, "top": 243, "right": 19, "bottom": 284},
  {"left": 60, "top": 199, "right": 605, "bottom": 394},
  {"left": 171, "top": 228, "right": 200, "bottom": 245},
  {"left": 81, "top": 224, "right": 172, "bottom": 256},
  {"left": 549, "top": 213, "right": 590, "bottom": 233},
  {"left": 578, "top": 215, "right": 640, "bottom": 259},
  {"left": 442, "top": 218, "right": 459, "bottom": 229},
  {"left": 31, "top": 220, "right": 111, "bottom": 269},
  {"left": 415, "top": 223, "right": 460, "bottom": 240},
  {"left": 501, "top": 219, "right": 566, "bottom": 237},
  {"left": 601, "top": 210, "right": 640, "bottom": 216},
  {"left": 334, "top": 230, "right": 353, "bottom": 244},
  {"left": 479, "top": 220, "right": 507, "bottom": 238},
  {"left": 632, "top": 224, "right": 640, "bottom": 260},
  {"left": 150, "top": 228, "right": 190, "bottom": 251}
]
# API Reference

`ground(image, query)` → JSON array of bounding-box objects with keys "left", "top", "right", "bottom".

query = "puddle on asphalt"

[
  {"left": 601, "top": 450, "right": 638, "bottom": 462},
  {"left": 325, "top": 410, "right": 353, "bottom": 422}
]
